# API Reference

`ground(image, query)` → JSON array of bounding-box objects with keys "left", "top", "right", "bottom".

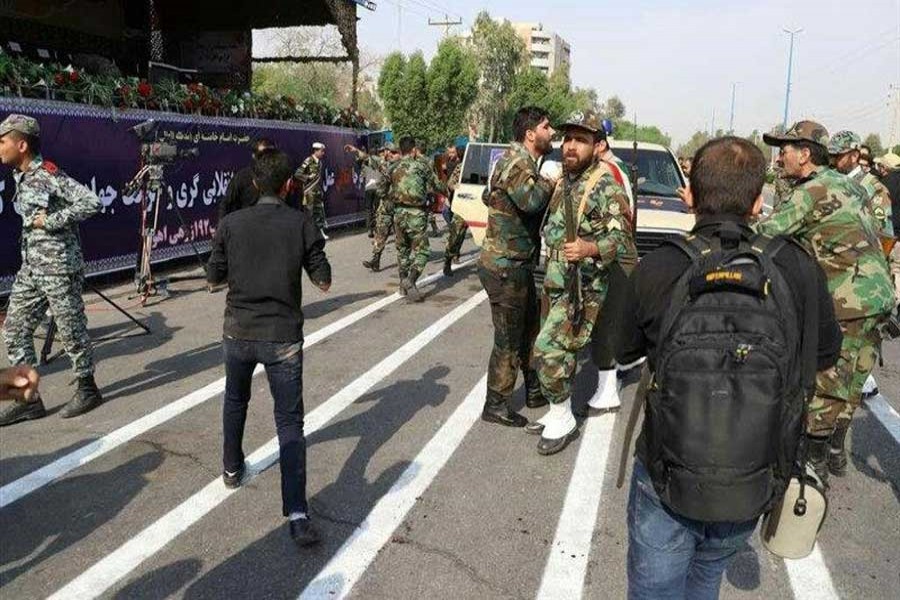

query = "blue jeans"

[
  {"left": 223, "top": 337, "right": 307, "bottom": 516},
  {"left": 627, "top": 459, "right": 758, "bottom": 600}
]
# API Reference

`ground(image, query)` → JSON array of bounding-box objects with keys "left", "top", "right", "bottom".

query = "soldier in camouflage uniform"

[
  {"left": 0, "top": 114, "right": 104, "bottom": 426},
  {"left": 443, "top": 146, "right": 469, "bottom": 277},
  {"left": 346, "top": 142, "right": 398, "bottom": 272},
  {"left": 478, "top": 106, "right": 556, "bottom": 428},
  {"left": 526, "top": 111, "right": 636, "bottom": 455},
  {"left": 295, "top": 142, "right": 327, "bottom": 236},
  {"left": 388, "top": 136, "right": 446, "bottom": 302},
  {"left": 759, "top": 121, "right": 895, "bottom": 484},
  {"left": 828, "top": 131, "right": 894, "bottom": 239}
]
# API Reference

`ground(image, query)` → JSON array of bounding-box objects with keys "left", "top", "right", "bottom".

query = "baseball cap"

[
  {"left": 827, "top": 130, "right": 862, "bottom": 155},
  {"left": 763, "top": 120, "right": 829, "bottom": 148},
  {"left": 0, "top": 114, "right": 40, "bottom": 137},
  {"left": 557, "top": 110, "right": 605, "bottom": 138}
]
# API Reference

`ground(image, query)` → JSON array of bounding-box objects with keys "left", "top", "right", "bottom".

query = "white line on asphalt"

[
  {"left": 867, "top": 394, "right": 900, "bottom": 446},
  {"left": 784, "top": 543, "right": 840, "bottom": 600},
  {"left": 536, "top": 412, "right": 617, "bottom": 600},
  {"left": 0, "top": 259, "right": 476, "bottom": 510},
  {"left": 299, "top": 375, "right": 488, "bottom": 600},
  {"left": 46, "top": 289, "right": 488, "bottom": 600}
]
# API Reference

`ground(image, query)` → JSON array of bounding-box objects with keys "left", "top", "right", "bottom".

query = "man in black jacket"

[
  {"left": 217, "top": 138, "right": 278, "bottom": 222},
  {"left": 617, "top": 137, "right": 842, "bottom": 600},
  {"left": 207, "top": 150, "right": 331, "bottom": 548}
]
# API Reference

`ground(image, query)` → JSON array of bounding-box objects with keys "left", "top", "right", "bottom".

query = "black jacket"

[
  {"left": 218, "top": 166, "right": 259, "bottom": 222},
  {"left": 880, "top": 170, "right": 900, "bottom": 237},
  {"left": 207, "top": 196, "right": 331, "bottom": 342}
]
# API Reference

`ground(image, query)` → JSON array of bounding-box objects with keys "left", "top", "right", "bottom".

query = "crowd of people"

[{"left": 1, "top": 104, "right": 899, "bottom": 598}]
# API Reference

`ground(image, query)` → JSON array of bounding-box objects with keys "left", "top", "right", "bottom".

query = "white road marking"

[
  {"left": 0, "top": 259, "right": 476, "bottom": 510},
  {"left": 867, "top": 394, "right": 900, "bottom": 446},
  {"left": 784, "top": 543, "right": 840, "bottom": 600},
  {"left": 536, "top": 412, "right": 617, "bottom": 600},
  {"left": 46, "top": 290, "right": 487, "bottom": 600},
  {"left": 299, "top": 375, "right": 488, "bottom": 600}
]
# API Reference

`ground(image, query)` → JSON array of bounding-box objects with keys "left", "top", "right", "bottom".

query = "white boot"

[
  {"left": 320, "top": 229, "right": 329, "bottom": 240},
  {"left": 587, "top": 369, "right": 621, "bottom": 412},
  {"left": 861, "top": 374, "right": 879, "bottom": 398},
  {"left": 541, "top": 398, "right": 577, "bottom": 440}
]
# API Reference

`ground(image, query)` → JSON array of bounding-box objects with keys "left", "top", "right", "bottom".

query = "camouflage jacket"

[
  {"left": 851, "top": 167, "right": 895, "bottom": 238},
  {"left": 447, "top": 162, "right": 462, "bottom": 194},
  {"left": 543, "top": 164, "right": 636, "bottom": 294},
  {"left": 295, "top": 155, "right": 323, "bottom": 202},
  {"left": 12, "top": 156, "right": 101, "bottom": 275},
  {"left": 756, "top": 167, "right": 894, "bottom": 320},
  {"left": 772, "top": 169, "right": 795, "bottom": 209},
  {"left": 356, "top": 153, "right": 392, "bottom": 200},
  {"left": 479, "top": 142, "right": 554, "bottom": 271},
  {"left": 386, "top": 155, "right": 445, "bottom": 209}
]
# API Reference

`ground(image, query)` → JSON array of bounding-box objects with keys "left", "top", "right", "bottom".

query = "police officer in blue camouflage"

[{"left": 0, "top": 114, "right": 104, "bottom": 425}]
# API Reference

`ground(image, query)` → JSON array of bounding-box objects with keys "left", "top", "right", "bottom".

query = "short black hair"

[
  {"left": 690, "top": 136, "right": 766, "bottom": 217},
  {"left": 399, "top": 136, "right": 415, "bottom": 155},
  {"left": 252, "top": 137, "right": 277, "bottom": 158},
  {"left": 251, "top": 150, "right": 294, "bottom": 196},
  {"left": 455, "top": 145, "right": 465, "bottom": 157},
  {"left": 7, "top": 130, "right": 41, "bottom": 154},
  {"left": 513, "top": 106, "right": 550, "bottom": 143},
  {"left": 788, "top": 141, "right": 830, "bottom": 167}
]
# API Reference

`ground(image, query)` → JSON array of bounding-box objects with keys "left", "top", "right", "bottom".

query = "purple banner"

[{"left": 0, "top": 98, "right": 367, "bottom": 294}]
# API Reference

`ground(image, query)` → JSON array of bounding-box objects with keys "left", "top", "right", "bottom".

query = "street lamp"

[{"left": 782, "top": 27, "right": 803, "bottom": 131}]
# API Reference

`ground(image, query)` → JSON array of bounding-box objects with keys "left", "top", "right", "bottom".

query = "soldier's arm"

[
  {"left": 503, "top": 159, "right": 554, "bottom": 214},
  {"left": 756, "top": 186, "right": 816, "bottom": 236},
  {"left": 448, "top": 164, "right": 461, "bottom": 193},
  {"left": 302, "top": 215, "right": 331, "bottom": 290},
  {"left": 426, "top": 162, "right": 447, "bottom": 196},
  {"left": 871, "top": 182, "right": 895, "bottom": 238},
  {"left": 588, "top": 177, "right": 634, "bottom": 267},
  {"left": 206, "top": 220, "right": 228, "bottom": 285},
  {"left": 43, "top": 172, "right": 102, "bottom": 231}
]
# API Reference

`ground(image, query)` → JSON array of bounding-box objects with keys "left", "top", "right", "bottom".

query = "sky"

[{"left": 262, "top": 0, "right": 900, "bottom": 148}]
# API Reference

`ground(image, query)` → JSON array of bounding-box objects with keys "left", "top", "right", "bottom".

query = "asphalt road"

[{"left": 1, "top": 223, "right": 898, "bottom": 600}]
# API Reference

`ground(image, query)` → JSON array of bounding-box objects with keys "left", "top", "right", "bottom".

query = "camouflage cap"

[
  {"left": 0, "top": 114, "right": 40, "bottom": 138},
  {"left": 381, "top": 141, "right": 396, "bottom": 152},
  {"left": 762, "top": 120, "right": 829, "bottom": 148},
  {"left": 827, "top": 130, "right": 862, "bottom": 155},
  {"left": 557, "top": 110, "right": 605, "bottom": 138}
]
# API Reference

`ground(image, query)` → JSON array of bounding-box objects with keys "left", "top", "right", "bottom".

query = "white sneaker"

[
  {"left": 861, "top": 374, "right": 879, "bottom": 398},
  {"left": 587, "top": 369, "right": 621, "bottom": 412},
  {"left": 541, "top": 398, "right": 577, "bottom": 440}
]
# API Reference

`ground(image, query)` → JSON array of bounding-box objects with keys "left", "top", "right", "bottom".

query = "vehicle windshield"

[
  {"left": 545, "top": 146, "right": 683, "bottom": 198},
  {"left": 461, "top": 144, "right": 508, "bottom": 185}
]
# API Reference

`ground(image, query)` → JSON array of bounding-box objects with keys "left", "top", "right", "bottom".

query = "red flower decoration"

[
  {"left": 137, "top": 81, "right": 153, "bottom": 98},
  {"left": 69, "top": 70, "right": 80, "bottom": 83},
  {"left": 54, "top": 73, "right": 66, "bottom": 86}
]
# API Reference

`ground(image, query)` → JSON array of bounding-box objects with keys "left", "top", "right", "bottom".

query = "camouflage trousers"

[
  {"left": 393, "top": 206, "right": 430, "bottom": 276},
  {"left": 304, "top": 194, "right": 326, "bottom": 231},
  {"left": 533, "top": 289, "right": 603, "bottom": 405},
  {"left": 478, "top": 263, "right": 542, "bottom": 407},
  {"left": 3, "top": 267, "right": 95, "bottom": 378},
  {"left": 445, "top": 213, "right": 469, "bottom": 261},
  {"left": 372, "top": 198, "right": 394, "bottom": 255},
  {"left": 807, "top": 315, "right": 884, "bottom": 436}
]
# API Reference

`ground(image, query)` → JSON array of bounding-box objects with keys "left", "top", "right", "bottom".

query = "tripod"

[{"left": 40, "top": 284, "right": 151, "bottom": 365}]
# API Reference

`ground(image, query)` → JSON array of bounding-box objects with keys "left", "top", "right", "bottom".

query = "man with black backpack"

[{"left": 617, "top": 137, "right": 842, "bottom": 599}]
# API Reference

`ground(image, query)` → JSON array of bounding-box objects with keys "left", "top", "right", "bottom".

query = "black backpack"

[{"left": 643, "top": 223, "right": 816, "bottom": 523}]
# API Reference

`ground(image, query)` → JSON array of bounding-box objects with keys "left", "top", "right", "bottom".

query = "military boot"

[
  {"left": 805, "top": 434, "right": 830, "bottom": 488},
  {"left": 61, "top": 374, "right": 103, "bottom": 419},
  {"left": 398, "top": 268, "right": 409, "bottom": 296},
  {"left": 362, "top": 251, "right": 382, "bottom": 272},
  {"left": 403, "top": 268, "right": 423, "bottom": 303},
  {"left": 828, "top": 420, "right": 851, "bottom": 477},
  {"left": 442, "top": 256, "right": 454, "bottom": 277},
  {"left": 0, "top": 395, "right": 47, "bottom": 427}
]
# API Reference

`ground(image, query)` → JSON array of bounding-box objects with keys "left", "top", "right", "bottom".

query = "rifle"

[
  {"left": 563, "top": 179, "right": 584, "bottom": 334},
  {"left": 630, "top": 113, "right": 639, "bottom": 235}
]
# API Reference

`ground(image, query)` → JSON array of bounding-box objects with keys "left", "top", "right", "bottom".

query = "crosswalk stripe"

[
  {"left": 0, "top": 259, "right": 476, "bottom": 510},
  {"left": 45, "top": 289, "right": 487, "bottom": 600},
  {"left": 299, "top": 375, "right": 488, "bottom": 600},
  {"left": 785, "top": 543, "right": 840, "bottom": 600},
  {"left": 867, "top": 394, "right": 900, "bottom": 446},
  {"left": 536, "top": 412, "right": 617, "bottom": 600}
]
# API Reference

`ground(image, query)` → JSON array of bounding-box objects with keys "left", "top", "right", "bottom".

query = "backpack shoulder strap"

[{"left": 662, "top": 233, "right": 711, "bottom": 261}]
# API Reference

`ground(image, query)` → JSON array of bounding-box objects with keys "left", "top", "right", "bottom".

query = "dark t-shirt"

[{"left": 207, "top": 197, "right": 331, "bottom": 342}]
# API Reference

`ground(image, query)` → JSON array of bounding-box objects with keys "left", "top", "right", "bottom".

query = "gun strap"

[{"left": 616, "top": 365, "right": 651, "bottom": 489}]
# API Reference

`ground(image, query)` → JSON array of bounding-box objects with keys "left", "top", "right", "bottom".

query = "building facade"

[{"left": 512, "top": 22, "right": 571, "bottom": 76}]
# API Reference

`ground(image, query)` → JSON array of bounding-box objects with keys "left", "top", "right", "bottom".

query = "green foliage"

[
  {"left": 499, "top": 65, "right": 596, "bottom": 140},
  {"left": 863, "top": 133, "right": 884, "bottom": 157},
  {"left": 615, "top": 120, "right": 672, "bottom": 148}
]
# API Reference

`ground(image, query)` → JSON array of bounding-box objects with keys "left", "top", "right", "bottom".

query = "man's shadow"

[
  {"left": 0, "top": 450, "right": 164, "bottom": 586},
  {"left": 850, "top": 398, "right": 900, "bottom": 503},
  {"left": 303, "top": 291, "right": 384, "bottom": 320},
  {"left": 181, "top": 366, "right": 452, "bottom": 600}
]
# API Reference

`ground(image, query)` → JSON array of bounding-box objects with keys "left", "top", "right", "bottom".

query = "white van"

[{"left": 451, "top": 139, "right": 694, "bottom": 255}]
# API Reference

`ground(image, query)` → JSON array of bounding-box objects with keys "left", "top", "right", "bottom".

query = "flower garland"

[{"left": 0, "top": 53, "right": 373, "bottom": 130}]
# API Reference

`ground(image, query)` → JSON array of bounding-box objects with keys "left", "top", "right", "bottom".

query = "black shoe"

[
  {"left": 403, "top": 269, "right": 423, "bottom": 303},
  {"left": 289, "top": 518, "right": 322, "bottom": 547},
  {"left": 61, "top": 375, "right": 103, "bottom": 419},
  {"left": 525, "top": 393, "right": 548, "bottom": 409},
  {"left": 368, "top": 231, "right": 375, "bottom": 238},
  {"left": 806, "top": 435, "right": 830, "bottom": 488},
  {"left": 363, "top": 255, "right": 381, "bottom": 272},
  {"left": 537, "top": 428, "right": 580, "bottom": 456},
  {"left": 828, "top": 421, "right": 850, "bottom": 477},
  {"left": 223, "top": 463, "right": 246, "bottom": 489},
  {"left": 0, "top": 397, "right": 47, "bottom": 427},
  {"left": 481, "top": 404, "right": 528, "bottom": 428},
  {"left": 524, "top": 421, "right": 544, "bottom": 435},
  {"left": 443, "top": 258, "right": 453, "bottom": 277}
]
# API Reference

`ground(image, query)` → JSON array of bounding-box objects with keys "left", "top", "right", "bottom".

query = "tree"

[
  {"left": 602, "top": 95, "right": 626, "bottom": 121},
  {"left": 468, "top": 12, "right": 525, "bottom": 142},
  {"left": 615, "top": 120, "right": 672, "bottom": 148},
  {"left": 377, "top": 39, "right": 479, "bottom": 149},
  {"left": 864, "top": 133, "right": 884, "bottom": 156}
]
